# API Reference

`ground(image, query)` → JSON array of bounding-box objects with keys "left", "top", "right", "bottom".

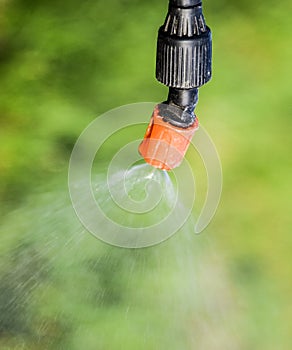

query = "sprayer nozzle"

[
  {"left": 139, "top": 105, "right": 199, "bottom": 171},
  {"left": 139, "top": 0, "right": 211, "bottom": 170}
]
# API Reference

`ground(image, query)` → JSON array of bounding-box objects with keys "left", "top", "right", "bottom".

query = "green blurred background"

[{"left": 0, "top": 0, "right": 291, "bottom": 349}]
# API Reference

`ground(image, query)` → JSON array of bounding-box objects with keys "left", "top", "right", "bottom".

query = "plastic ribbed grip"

[{"left": 156, "top": 28, "right": 212, "bottom": 89}]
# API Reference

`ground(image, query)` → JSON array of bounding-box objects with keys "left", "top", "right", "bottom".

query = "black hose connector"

[{"left": 156, "top": 0, "right": 212, "bottom": 127}]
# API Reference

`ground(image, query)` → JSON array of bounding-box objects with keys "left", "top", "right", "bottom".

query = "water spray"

[
  {"left": 139, "top": 0, "right": 212, "bottom": 170},
  {"left": 68, "top": 0, "right": 221, "bottom": 246}
]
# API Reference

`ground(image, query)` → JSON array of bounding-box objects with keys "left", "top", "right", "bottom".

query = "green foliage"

[{"left": 0, "top": 0, "right": 291, "bottom": 349}]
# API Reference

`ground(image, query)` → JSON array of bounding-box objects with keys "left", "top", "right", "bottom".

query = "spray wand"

[{"left": 139, "top": 0, "right": 212, "bottom": 170}]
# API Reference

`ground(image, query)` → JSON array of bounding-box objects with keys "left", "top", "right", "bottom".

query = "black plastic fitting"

[
  {"left": 156, "top": 0, "right": 212, "bottom": 128},
  {"left": 170, "top": 0, "right": 202, "bottom": 8},
  {"left": 168, "top": 87, "right": 198, "bottom": 108}
]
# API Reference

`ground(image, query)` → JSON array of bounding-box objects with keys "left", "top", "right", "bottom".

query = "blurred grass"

[{"left": 0, "top": 0, "right": 291, "bottom": 349}]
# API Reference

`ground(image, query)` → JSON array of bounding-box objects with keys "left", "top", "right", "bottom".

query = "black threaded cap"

[
  {"left": 156, "top": 27, "right": 212, "bottom": 88},
  {"left": 156, "top": 0, "right": 212, "bottom": 89}
]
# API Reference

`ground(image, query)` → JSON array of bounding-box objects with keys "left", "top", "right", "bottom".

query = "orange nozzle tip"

[{"left": 139, "top": 106, "right": 199, "bottom": 171}]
